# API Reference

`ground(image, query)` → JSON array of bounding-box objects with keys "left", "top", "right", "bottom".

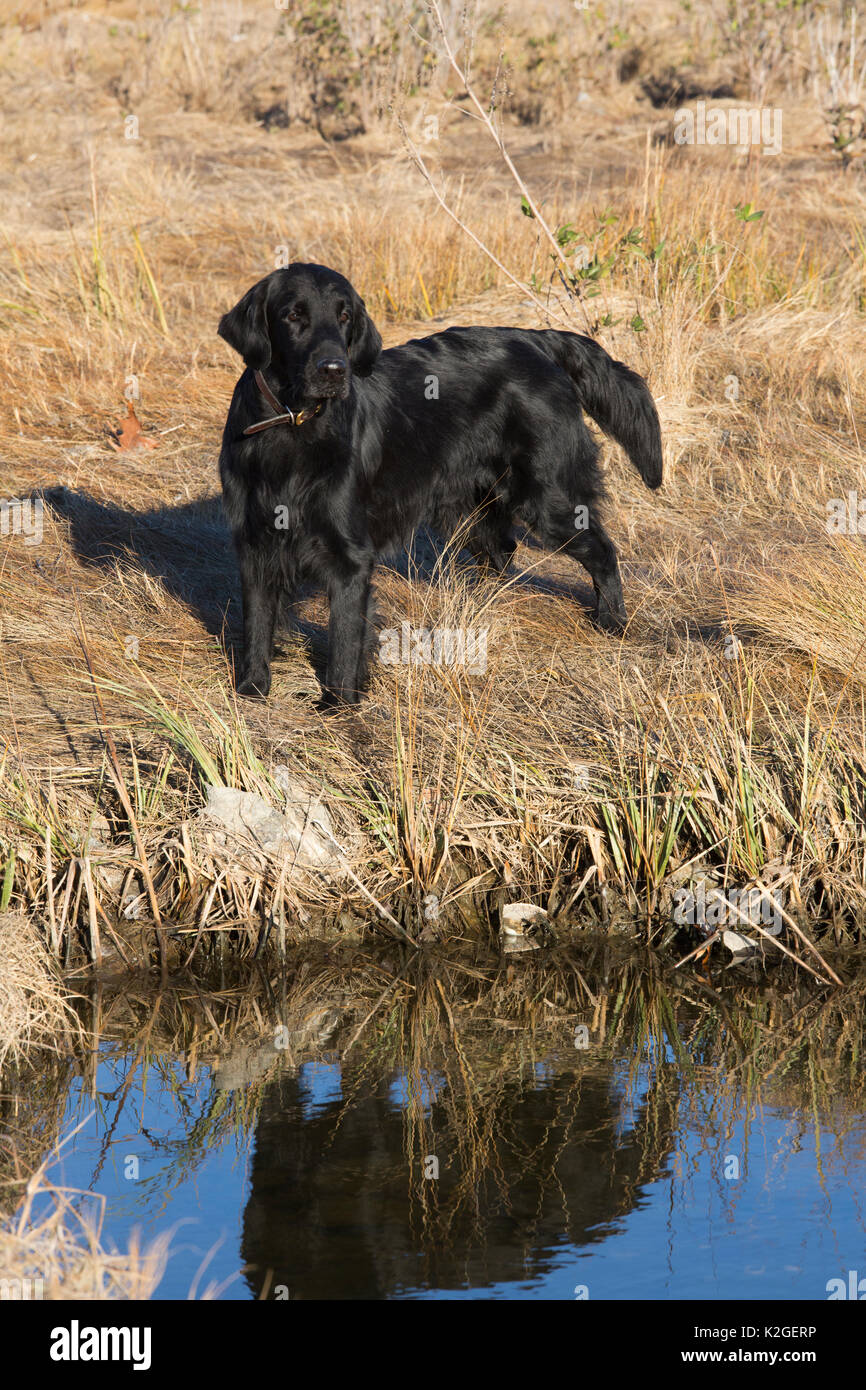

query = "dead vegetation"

[
  {"left": 0, "top": 1, "right": 864, "bottom": 978},
  {"left": 0, "top": 1163, "right": 171, "bottom": 1300},
  {"left": 0, "top": 913, "right": 78, "bottom": 1069}
]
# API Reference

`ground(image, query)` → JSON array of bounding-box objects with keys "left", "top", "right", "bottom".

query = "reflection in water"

[
  {"left": 3, "top": 941, "right": 865, "bottom": 1300},
  {"left": 242, "top": 1060, "right": 675, "bottom": 1298}
]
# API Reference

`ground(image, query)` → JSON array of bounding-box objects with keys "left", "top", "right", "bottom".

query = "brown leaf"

[{"left": 108, "top": 401, "right": 159, "bottom": 452}]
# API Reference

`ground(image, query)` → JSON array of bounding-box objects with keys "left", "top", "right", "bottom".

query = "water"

[{"left": 12, "top": 946, "right": 866, "bottom": 1300}]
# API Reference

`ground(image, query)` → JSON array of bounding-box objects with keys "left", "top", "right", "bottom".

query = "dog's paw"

[
  {"left": 236, "top": 670, "right": 271, "bottom": 699},
  {"left": 316, "top": 689, "right": 361, "bottom": 713},
  {"left": 594, "top": 605, "right": 627, "bottom": 635}
]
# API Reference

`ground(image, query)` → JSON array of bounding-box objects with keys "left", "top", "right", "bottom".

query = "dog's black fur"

[{"left": 218, "top": 263, "right": 663, "bottom": 703}]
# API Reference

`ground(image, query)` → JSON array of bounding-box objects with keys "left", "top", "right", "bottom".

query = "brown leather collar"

[{"left": 243, "top": 370, "right": 324, "bottom": 435}]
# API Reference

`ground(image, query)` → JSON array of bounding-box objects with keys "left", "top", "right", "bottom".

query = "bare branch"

[{"left": 398, "top": 120, "right": 573, "bottom": 329}]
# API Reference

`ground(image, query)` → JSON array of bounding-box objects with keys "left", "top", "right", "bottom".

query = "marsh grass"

[
  {"left": 0, "top": 1, "right": 865, "bottom": 974},
  {"left": 0, "top": 1164, "right": 172, "bottom": 1301},
  {"left": 0, "top": 912, "right": 79, "bottom": 1069}
]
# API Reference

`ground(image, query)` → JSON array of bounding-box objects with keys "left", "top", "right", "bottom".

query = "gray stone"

[{"left": 202, "top": 781, "right": 343, "bottom": 873}]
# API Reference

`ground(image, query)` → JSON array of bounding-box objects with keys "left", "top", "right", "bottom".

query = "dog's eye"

[
  {"left": 339, "top": 310, "right": 350, "bottom": 323},
  {"left": 286, "top": 309, "right": 300, "bottom": 322}
]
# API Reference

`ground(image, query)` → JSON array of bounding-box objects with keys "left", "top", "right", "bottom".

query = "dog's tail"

[{"left": 541, "top": 330, "right": 663, "bottom": 489}]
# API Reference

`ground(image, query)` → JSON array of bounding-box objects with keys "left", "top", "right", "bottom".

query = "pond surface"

[{"left": 16, "top": 946, "right": 866, "bottom": 1300}]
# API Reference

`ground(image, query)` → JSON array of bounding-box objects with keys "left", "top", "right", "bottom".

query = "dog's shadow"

[
  {"left": 43, "top": 485, "right": 238, "bottom": 637},
  {"left": 43, "top": 488, "right": 599, "bottom": 682}
]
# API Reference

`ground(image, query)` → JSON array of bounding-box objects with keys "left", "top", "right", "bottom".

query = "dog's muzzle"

[{"left": 308, "top": 356, "right": 349, "bottom": 399}]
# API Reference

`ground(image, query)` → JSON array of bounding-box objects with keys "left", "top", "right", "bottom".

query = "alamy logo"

[
  {"left": 674, "top": 102, "right": 782, "bottom": 155},
  {"left": 826, "top": 1270, "right": 866, "bottom": 1300},
  {"left": 0, "top": 496, "right": 43, "bottom": 545},
  {"left": 49, "top": 1321, "right": 151, "bottom": 1370},
  {"left": 379, "top": 622, "right": 488, "bottom": 674},
  {"left": 826, "top": 492, "right": 866, "bottom": 534},
  {"left": 673, "top": 883, "right": 783, "bottom": 929},
  {"left": 0, "top": 1276, "right": 43, "bottom": 1300}
]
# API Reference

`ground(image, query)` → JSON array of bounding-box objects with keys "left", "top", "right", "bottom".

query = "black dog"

[{"left": 217, "top": 263, "right": 662, "bottom": 703}]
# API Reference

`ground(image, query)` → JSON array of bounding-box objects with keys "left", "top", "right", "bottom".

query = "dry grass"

[
  {"left": 0, "top": 1, "right": 865, "bottom": 974},
  {"left": 0, "top": 1160, "right": 171, "bottom": 1300},
  {"left": 0, "top": 912, "right": 78, "bottom": 1068}
]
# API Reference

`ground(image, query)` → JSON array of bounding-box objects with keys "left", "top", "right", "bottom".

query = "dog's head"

[{"left": 218, "top": 264, "right": 382, "bottom": 400}]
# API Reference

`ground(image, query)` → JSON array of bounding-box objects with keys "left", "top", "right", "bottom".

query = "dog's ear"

[
  {"left": 348, "top": 292, "right": 382, "bottom": 377},
  {"left": 218, "top": 276, "right": 273, "bottom": 370}
]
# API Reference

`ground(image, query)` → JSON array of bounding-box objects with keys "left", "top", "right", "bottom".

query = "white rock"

[
  {"left": 499, "top": 902, "right": 548, "bottom": 953},
  {"left": 202, "top": 782, "right": 342, "bottom": 872},
  {"left": 501, "top": 903, "right": 548, "bottom": 928},
  {"left": 721, "top": 929, "right": 757, "bottom": 958}
]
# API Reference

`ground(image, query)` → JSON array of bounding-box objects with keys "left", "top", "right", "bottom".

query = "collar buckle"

[{"left": 243, "top": 371, "right": 324, "bottom": 436}]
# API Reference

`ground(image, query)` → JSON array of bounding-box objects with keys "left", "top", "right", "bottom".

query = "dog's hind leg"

[
  {"left": 466, "top": 515, "right": 515, "bottom": 577},
  {"left": 540, "top": 508, "right": 627, "bottom": 633}
]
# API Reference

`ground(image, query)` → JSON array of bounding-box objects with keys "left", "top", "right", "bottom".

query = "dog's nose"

[{"left": 317, "top": 358, "right": 346, "bottom": 377}]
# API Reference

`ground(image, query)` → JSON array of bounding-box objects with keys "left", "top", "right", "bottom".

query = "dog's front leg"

[
  {"left": 236, "top": 549, "right": 279, "bottom": 698},
  {"left": 325, "top": 569, "right": 372, "bottom": 705},
  {"left": 355, "top": 587, "right": 383, "bottom": 696}
]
